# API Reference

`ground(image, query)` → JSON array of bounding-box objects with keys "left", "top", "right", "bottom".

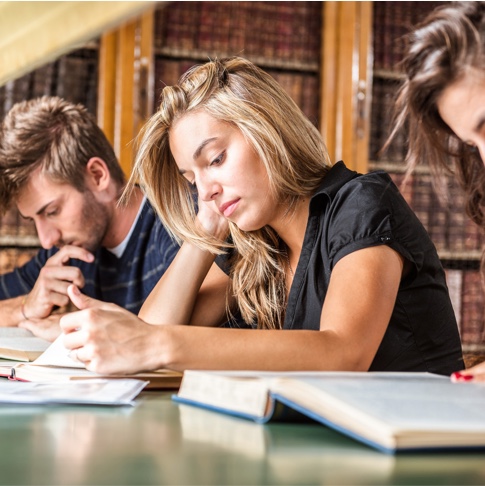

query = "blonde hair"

[{"left": 131, "top": 57, "right": 331, "bottom": 329}]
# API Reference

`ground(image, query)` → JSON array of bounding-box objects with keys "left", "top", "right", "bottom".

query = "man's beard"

[{"left": 59, "top": 190, "right": 110, "bottom": 253}]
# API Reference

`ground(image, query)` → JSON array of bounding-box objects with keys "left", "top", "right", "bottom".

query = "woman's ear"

[{"left": 85, "top": 157, "right": 110, "bottom": 192}]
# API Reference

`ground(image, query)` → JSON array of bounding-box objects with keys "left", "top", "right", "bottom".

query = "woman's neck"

[{"left": 272, "top": 196, "right": 310, "bottom": 260}]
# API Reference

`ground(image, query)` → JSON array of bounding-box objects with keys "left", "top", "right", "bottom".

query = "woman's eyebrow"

[{"left": 193, "top": 137, "right": 218, "bottom": 160}]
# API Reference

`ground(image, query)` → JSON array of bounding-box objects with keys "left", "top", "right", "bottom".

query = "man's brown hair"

[{"left": 0, "top": 96, "right": 125, "bottom": 211}]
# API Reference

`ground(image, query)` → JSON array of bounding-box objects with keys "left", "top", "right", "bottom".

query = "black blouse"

[{"left": 217, "top": 161, "right": 464, "bottom": 375}]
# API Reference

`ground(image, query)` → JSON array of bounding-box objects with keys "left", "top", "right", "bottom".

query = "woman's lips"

[{"left": 219, "top": 199, "right": 240, "bottom": 218}]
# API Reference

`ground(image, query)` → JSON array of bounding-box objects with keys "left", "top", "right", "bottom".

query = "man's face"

[{"left": 16, "top": 168, "right": 110, "bottom": 252}]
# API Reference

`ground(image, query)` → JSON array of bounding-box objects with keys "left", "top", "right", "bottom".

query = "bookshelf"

[
  {"left": 0, "top": 45, "right": 100, "bottom": 269},
  {"left": 1, "top": 1, "right": 484, "bottom": 355},
  {"left": 369, "top": 1, "right": 485, "bottom": 354},
  {"left": 152, "top": 2, "right": 322, "bottom": 126}
]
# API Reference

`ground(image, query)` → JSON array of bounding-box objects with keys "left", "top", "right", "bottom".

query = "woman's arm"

[
  {"left": 139, "top": 241, "right": 231, "bottom": 327},
  {"left": 60, "top": 244, "right": 404, "bottom": 374},
  {"left": 162, "top": 245, "right": 404, "bottom": 372},
  {"left": 140, "top": 193, "right": 233, "bottom": 327}
]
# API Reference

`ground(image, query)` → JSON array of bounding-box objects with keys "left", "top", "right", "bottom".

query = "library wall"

[
  {"left": 0, "top": 45, "right": 99, "bottom": 272},
  {"left": 0, "top": 1, "right": 322, "bottom": 272},
  {"left": 153, "top": 1, "right": 321, "bottom": 125},
  {"left": 1, "top": 1, "right": 484, "bottom": 356},
  {"left": 370, "top": 1, "right": 485, "bottom": 355}
]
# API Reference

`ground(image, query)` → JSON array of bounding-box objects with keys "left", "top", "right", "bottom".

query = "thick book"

[
  {"left": 173, "top": 370, "right": 485, "bottom": 454},
  {"left": 0, "top": 334, "right": 183, "bottom": 390},
  {"left": 0, "top": 327, "right": 50, "bottom": 361}
]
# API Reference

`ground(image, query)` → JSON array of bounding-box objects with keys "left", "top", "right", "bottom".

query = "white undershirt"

[{"left": 106, "top": 196, "right": 146, "bottom": 258}]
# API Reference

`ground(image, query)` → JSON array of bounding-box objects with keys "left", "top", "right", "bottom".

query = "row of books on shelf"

[
  {"left": 0, "top": 47, "right": 98, "bottom": 121},
  {"left": 389, "top": 171, "right": 484, "bottom": 255},
  {"left": 154, "top": 57, "right": 319, "bottom": 125},
  {"left": 372, "top": 1, "right": 446, "bottom": 73},
  {"left": 154, "top": 1, "right": 321, "bottom": 67},
  {"left": 445, "top": 268, "right": 485, "bottom": 348},
  {"left": 154, "top": 58, "right": 320, "bottom": 126},
  {"left": 369, "top": 76, "right": 406, "bottom": 163},
  {"left": 0, "top": 207, "right": 36, "bottom": 238}
]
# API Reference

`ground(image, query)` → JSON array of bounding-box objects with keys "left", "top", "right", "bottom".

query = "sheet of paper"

[
  {"left": 0, "top": 379, "right": 147, "bottom": 405},
  {"left": 33, "top": 334, "right": 84, "bottom": 368}
]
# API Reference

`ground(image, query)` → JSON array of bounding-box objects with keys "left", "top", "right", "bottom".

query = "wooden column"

[
  {"left": 320, "top": 2, "right": 373, "bottom": 173},
  {"left": 97, "top": 9, "right": 155, "bottom": 178}
]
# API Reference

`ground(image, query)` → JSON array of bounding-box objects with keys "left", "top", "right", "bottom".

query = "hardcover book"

[{"left": 174, "top": 370, "right": 485, "bottom": 454}]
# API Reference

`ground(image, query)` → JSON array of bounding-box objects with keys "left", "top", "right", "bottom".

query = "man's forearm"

[{"left": 0, "top": 295, "right": 28, "bottom": 326}]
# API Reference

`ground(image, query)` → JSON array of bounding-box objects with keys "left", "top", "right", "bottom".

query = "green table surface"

[{"left": 1, "top": 390, "right": 485, "bottom": 486}]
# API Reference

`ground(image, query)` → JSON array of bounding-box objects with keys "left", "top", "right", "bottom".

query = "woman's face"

[
  {"left": 437, "top": 69, "right": 485, "bottom": 162},
  {"left": 169, "top": 110, "right": 281, "bottom": 232}
]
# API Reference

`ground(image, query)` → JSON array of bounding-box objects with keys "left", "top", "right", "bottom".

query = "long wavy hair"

[
  {"left": 130, "top": 57, "right": 331, "bottom": 329},
  {"left": 388, "top": 1, "right": 485, "bottom": 276}
]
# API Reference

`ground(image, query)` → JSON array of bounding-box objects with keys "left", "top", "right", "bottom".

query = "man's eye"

[{"left": 46, "top": 210, "right": 59, "bottom": 217}]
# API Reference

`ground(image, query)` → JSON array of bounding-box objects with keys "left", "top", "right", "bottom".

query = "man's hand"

[
  {"left": 22, "top": 245, "right": 94, "bottom": 320},
  {"left": 19, "top": 314, "right": 62, "bottom": 342}
]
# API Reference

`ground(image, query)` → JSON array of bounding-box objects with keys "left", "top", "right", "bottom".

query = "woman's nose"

[{"left": 197, "top": 175, "right": 220, "bottom": 201}]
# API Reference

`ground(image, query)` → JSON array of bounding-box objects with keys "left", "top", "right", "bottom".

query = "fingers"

[
  {"left": 47, "top": 245, "right": 95, "bottom": 266},
  {"left": 18, "top": 316, "right": 62, "bottom": 342},
  {"left": 39, "top": 264, "right": 86, "bottom": 290},
  {"left": 66, "top": 284, "right": 100, "bottom": 310},
  {"left": 196, "top": 199, "right": 230, "bottom": 240},
  {"left": 451, "top": 361, "right": 485, "bottom": 383},
  {"left": 60, "top": 285, "right": 110, "bottom": 334},
  {"left": 68, "top": 348, "right": 85, "bottom": 364}
]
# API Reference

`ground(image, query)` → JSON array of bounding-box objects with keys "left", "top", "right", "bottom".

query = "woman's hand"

[
  {"left": 60, "top": 285, "right": 166, "bottom": 375},
  {"left": 196, "top": 196, "right": 230, "bottom": 241},
  {"left": 452, "top": 361, "right": 485, "bottom": 383}
]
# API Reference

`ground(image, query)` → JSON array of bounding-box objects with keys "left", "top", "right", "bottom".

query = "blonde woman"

[{"left": 60, "top": 57, "right": 463, "bottom": 375}]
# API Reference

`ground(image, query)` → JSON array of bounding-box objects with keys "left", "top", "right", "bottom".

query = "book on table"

[
  {"left": 0, "top": 333, "right": 183, "bottom": 390},
  {"left": 173, "top": 370, "right": 485, "bottom": 454},
  {"left": 0, "top": 327, "right": 50, "bottom": 361}
]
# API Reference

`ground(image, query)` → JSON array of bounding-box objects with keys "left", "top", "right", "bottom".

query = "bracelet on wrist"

[{"left": 20, "top": 296, "right": 29, "bottom": 320}]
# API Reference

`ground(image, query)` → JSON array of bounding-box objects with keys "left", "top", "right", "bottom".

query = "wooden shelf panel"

[{"left": 154, "top": 47, "right": 319, "bottom": 73}]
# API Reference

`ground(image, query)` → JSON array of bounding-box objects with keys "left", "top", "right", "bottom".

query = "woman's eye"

[{"left": 210, "top": 151, "right": 225, "bottom": 166}]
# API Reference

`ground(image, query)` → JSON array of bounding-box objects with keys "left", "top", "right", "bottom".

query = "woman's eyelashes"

[{"left": 210, "top": 150, "right": 226, "bottom": 166}]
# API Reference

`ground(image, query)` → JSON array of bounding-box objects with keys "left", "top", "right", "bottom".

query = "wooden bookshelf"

[
  {"left": 1, "top": 0, "right": 483, "bottom": 354},
  {"left": 369, "top": 1, "right": 485, "bottom": 353}
]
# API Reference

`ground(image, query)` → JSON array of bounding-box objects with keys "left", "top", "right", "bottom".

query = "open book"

[
  {"left": 173, "top": 370, "right": 485, "bottom": 453},
  {"left": 0, "top": 327, "right": 50, "bottom": 361},
  {"left": 0, "top": 334, "right": 183, "bottom": 390}
]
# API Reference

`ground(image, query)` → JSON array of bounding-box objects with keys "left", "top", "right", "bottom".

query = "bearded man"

[{"left": 0, "top": 96, "right": 178, "bottom": 340}]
